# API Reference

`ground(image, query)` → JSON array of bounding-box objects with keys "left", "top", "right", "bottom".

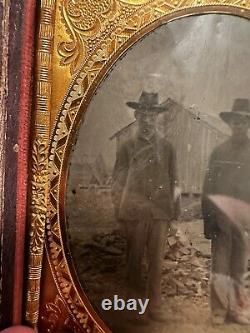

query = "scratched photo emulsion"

[{"left": 66, "top": 14, "right": 250, "bottom": 333}]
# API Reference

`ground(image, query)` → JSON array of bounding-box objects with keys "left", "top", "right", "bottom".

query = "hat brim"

[
  {"left": 220, "top": 111, "right": 250, "bottom": 123},
  {"left": 126, "top": 101, "right": 167, "bottom": 112}
]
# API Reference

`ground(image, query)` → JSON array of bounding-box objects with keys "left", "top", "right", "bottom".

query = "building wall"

[{"left": 165, "top": 108, "right": 227, "bottom": 193}]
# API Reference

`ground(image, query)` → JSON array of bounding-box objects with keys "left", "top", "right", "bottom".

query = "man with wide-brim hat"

[
  {"left": 126, "top": 91, "right": 168, "bottom": 113},
  {"left": 219, "top": 98, "right": 250, "bottom": 124},
  {"left": 202, "top": 98, "right": 250, "bottom": 325},
  {"left": 111, "top": 91, "right": 180, "bottom": 323}
]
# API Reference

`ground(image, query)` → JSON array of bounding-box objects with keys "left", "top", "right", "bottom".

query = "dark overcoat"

[
  {"left": 111, "top": 133, "right": 180, "bottom": 221},
  {"left": 202, "top": 138, "right": 250, "bottom": 239}
]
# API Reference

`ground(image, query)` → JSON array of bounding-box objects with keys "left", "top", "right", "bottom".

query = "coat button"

[{"left": 148, "top": 196, "right": 152, "bottom": 200}]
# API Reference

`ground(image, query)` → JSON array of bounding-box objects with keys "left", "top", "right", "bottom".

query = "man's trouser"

[
  {"left": 124, "top": 217, "right": 168, "bottom": 309},
  {"left": 211, "top": 218, "right": 248, "bottom": 318}
]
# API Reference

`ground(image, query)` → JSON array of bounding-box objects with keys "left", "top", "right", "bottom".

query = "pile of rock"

[
  {"left": 71, "top": 229, "right": 126, "bottom": 275},
  {"left": 162, "top": 228, "right": 210, "bottom": 297},
  {"left": 71, "top": 227, "right": 210, "bottom": 298}
]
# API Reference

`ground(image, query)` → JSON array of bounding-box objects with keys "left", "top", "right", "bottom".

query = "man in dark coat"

[
  {"left": 202, "top": 98, "right": 250, "bottom": 325},
  {"left": 111, "top": 91, "right": 180, "bottom": 322}
]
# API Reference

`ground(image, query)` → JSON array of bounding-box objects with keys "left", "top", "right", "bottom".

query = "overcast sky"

[{"left": 68, "top": 14, "right": 250, "bottom": 172}]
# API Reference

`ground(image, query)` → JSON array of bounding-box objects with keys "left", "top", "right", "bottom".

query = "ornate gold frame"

[{"left": 26, "top": 1, "right": 250, "bottom": 332}]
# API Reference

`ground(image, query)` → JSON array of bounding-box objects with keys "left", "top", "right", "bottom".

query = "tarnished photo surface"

[{"left": 66, "top": 14, "right": 250, "bottom": 333}]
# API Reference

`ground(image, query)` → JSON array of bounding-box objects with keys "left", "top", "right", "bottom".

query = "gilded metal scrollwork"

[
  {"left": 58, "top": 0, "right": 118, "bottom": 73},
  {"left": 40, "top": 295, "right": 63, "bottom": 333},
  {"left": 27, "top": 0, "right": 250, "bottom": 332},
  {"left": 26, "top": 139, "right": 49, "bottom": 325},
  {"left": 26, "top": 0, "right": 55, "bottom": 326},
  {"left": 29, "top": 139, "right": 48, "bottom": 254}
]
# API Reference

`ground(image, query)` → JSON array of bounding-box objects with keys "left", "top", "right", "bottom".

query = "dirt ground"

[
  {"left": 69, "top": 221, "right": 250, "bottom": 333},
  {"left": 67, "top": 190, "right": 250, "bottom": 333},
  {"left": 104, "top": 297, "right": 250, "bottom": 333}
]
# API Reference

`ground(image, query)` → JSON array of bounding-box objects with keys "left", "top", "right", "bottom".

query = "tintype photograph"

[{"left": 66, "top": 14, "right": 250, "bottom": 333}]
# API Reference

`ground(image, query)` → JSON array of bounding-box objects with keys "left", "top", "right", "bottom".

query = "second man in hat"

[{"left": 202, "top": 98, "right": 250, "bottom": 325}]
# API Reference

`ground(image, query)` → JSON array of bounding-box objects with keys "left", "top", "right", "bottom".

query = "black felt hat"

[
  {"left": 126, "top": 91, "right": 167, "bottom": 113},
  {"left": 220, "top": 99, "right": 250, "bottom": 123}
]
